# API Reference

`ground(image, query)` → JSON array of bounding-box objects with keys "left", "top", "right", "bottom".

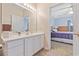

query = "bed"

[{"left": 51, "top": 32, "right": 73, "bottom": 44}]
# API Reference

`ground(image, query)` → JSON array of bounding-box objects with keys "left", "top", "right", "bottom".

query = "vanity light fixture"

[
  {"left": 24, "top": 3, "right": 30, "bottom": 8},
  {"left": 16, "top": 3, "right": 36, "bottom": 13}
]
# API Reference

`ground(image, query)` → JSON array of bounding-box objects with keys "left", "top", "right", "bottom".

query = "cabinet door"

[
  {"left": 36, "top": 36, "right": 41, "bottom": 51},
  {"left": 33, "top": 36, "right": 39, "bottom": 53},
  {"left": 33, "top": 36, "right": 41, "bottom": 54},
  {"left": 28, "top": 38, "right": 34, "bottom": 56},
  {"left": 6, "top": 39, "right": 24, "bottom": 56},
  {"left": 25, "top": 39, "right": 28, "bottom": 56},
  {"left": 7, "top": 47, "right": 17, "bottom": 56},
  {"left": 7, "top": 44, "right": 24, "bottom": 56},
  {"left": 40, "top": 35, "right": 44, "bottom": 48},
  {"left": 7, "top": 39, "right": 24, "bottom": 48},
  {"left": 17, "top": 44, "right": 24, "bottom": 56}
]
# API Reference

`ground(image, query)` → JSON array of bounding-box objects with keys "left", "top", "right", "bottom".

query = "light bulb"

[
  {"left": 69, "top": 11, "right": 73, "bottom": 14},
  {"left": 24, "top": 3, "right": 26, "bottom": 6}
]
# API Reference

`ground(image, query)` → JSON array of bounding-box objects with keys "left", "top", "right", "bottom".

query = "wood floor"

[{"left": 35, "top": 41, "right": 73, "bottom": 56}]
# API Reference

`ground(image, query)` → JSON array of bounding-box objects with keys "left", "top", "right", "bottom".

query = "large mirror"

[{"left": 11, "top": 15, "right": 29, "bottom": 32}]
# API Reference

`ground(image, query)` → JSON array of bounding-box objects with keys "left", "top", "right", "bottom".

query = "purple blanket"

[{"left": 51, "top": 32, "right": 73, "bottom": 40}]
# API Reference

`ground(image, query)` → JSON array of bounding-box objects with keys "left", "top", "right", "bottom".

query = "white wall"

[{"left": 37, "top": 4, "right": 51, "bottom": 50}]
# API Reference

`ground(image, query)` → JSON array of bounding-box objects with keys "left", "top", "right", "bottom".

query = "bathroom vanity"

[{"left": 1, "top": 32, "right": 44, "bottom": 56}]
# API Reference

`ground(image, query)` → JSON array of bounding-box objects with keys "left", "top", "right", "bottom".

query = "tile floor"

[{"left": 35, "top": 41, "right": 73, "bottom": 56}]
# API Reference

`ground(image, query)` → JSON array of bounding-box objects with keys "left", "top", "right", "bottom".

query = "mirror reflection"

[{"left": 11, "top": 15, "right": 29, "bottom": 32}]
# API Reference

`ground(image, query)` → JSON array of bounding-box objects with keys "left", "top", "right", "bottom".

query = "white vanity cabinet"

[
  {"left": 25, "top": 37, "right": 34, "bottom": 56},
  {"left": 3, "top": 39, "right": 24, "bottom": 56},
  {"left": 24, "top": 38, "right": 28, "bottom": 56},
  {"left": 27, "top": 37, "right": 34, "bottom": 56},
  {"left": 33, "top": 35, "right": 43, "bottom": 54},
  {"left": 25, "top": 34, "right": 44, "bottom": 56},
  {"left": 40, "top": 35, "right": 44, "bottom": 49},
  {"left": 2, "top": 33, "right": 44, "bottom": 56}
]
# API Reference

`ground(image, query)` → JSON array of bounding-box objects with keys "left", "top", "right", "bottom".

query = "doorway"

[{"left": 49, "top": 3, "right": 73, "bottom": 56}]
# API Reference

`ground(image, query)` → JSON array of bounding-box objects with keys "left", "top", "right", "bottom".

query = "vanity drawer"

[{"left": 7, "top": 39, "right": 24, "bottom": 48}]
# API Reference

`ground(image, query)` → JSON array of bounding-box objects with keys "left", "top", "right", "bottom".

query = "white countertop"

[{"left": 1, "top": 32, "right": 44, "bottom": 42}]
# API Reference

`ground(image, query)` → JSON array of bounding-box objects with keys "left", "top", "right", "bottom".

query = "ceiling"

[
  {"left": 15, "top": 3, "right": 73, "bottom": 18},
  {"left": 50, "top": 3, "right": 73, "bottom": 18}
]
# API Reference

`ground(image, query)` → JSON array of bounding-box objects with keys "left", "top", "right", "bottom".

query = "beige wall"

[
  {"left": 0, "top": 4, "right": 2, "bottom": 44},
  {"left": 37, "top": 4, "right": 51, "bottom": 50},
  {"left": 0, "top": 4, "right": 2, "bottom": 34},
  {"left": 2, "top": 4, "right": 24, "bottom": 24},
  {"left": 29, "top": 11, "right": 37, "bottom": 33},
  {"left": 2, "top": 3, "right": 37, "bottom": 33},
  {"left": 73, "top": 4, "right": 79, "bottom": 55}
]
